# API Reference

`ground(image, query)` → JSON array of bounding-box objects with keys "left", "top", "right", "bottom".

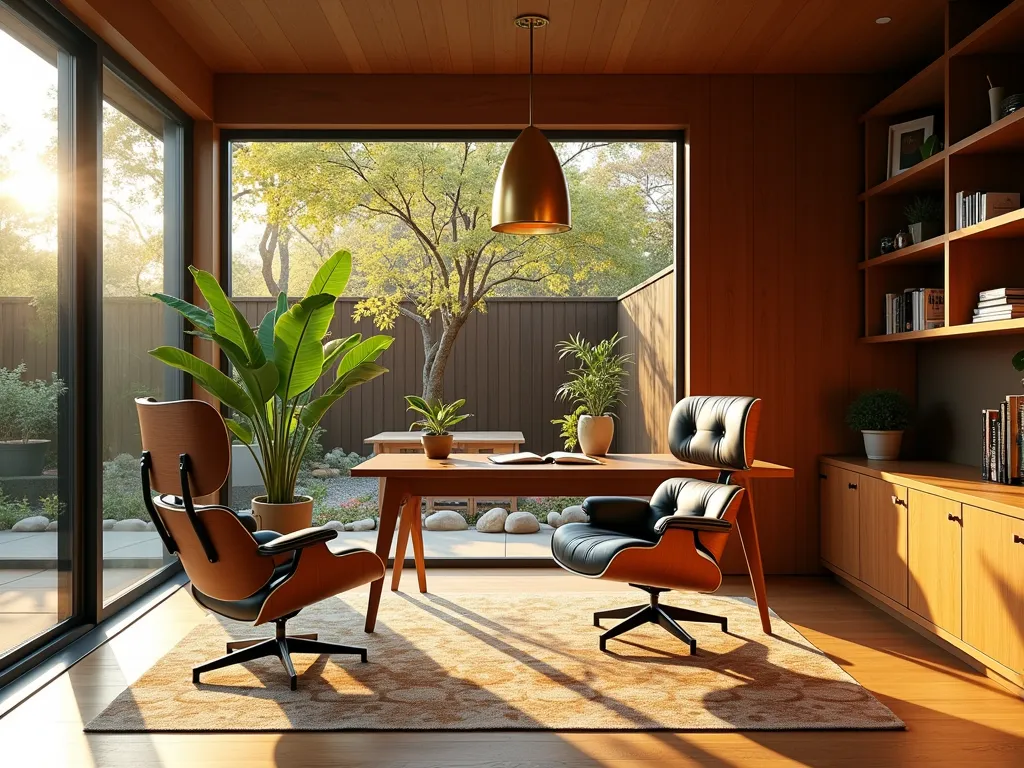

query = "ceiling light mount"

[
  {"left": 514, "top": 14, "right": 549, "bottom": 30},
  {"left": 875, "top": 16, "right": 892, "bottom": 24}
]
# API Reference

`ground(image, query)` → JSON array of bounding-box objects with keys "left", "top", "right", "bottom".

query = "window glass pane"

[
  {"left": 228, "top": 139, "right": 675, "bottom": 559},
  {"left": 101, "top": 66, "right": 178, "bottom": 604},
  {"left": 0, "top": 9, "right": 72, "bottom": 656}
]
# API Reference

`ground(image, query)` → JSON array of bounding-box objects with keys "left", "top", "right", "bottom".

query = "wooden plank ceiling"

[{"left": 151, "top": 0, "right": 945, "bottom": 75}]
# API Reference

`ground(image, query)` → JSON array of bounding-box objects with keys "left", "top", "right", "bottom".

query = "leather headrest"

[{"left": 667, "top": 396, "right": 760, "bottom": 470}]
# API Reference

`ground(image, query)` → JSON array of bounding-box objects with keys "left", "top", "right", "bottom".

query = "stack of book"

[
  {"left": 973, "top": 288, "right": 1024, "bottom": 323},
  {"left": 885, "top": 288, "right": 944, "bottom": 334},
  {"left": 982, "top": 395, "right": 1024, "bottom": 483},
  {"left": 955, "top": 191, "right": 1020, "bottom": 229}
]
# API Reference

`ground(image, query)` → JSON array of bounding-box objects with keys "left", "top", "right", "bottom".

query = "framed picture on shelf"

[{"left": 887, "top": 116, "right": 934, "bottom": 178}]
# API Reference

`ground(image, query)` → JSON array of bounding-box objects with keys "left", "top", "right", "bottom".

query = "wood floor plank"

[{"left": 0, "top": 572, "right": 1022, "bottom": 767}]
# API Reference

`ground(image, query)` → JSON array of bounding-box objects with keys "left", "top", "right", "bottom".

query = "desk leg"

[
  {"left": 390, "top": 500, "right": 414, "bottom": 591},
  {"left": 735, "top": 481, "right": 772, "bottom": 634},
  {"left": 409, "top": 497, "right": 427, "bottom": 593},
  {"left": 366, "top": 479, "right": 407, "bottom": 633}
]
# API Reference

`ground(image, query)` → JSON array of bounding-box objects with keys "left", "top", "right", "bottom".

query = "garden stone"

[
  {"left": 323, "top": 520, "right": 346, "bottom": 531},
  {"left": 12, "top": 515, "right": 48, "bottom": 532},
  {"left": 547, "top": 511, "right": 562, "bottom": 528},
  {"left": 539, "top": 523, "right": 553, "bottom": 531},
  {"left": 349, "top": 517, "right": 376, "bottom": 532},
  {"left": 504, "top": 511, "right": 540, "bottom": 534},
  {"left": 145, "top": 521, "right": 156, "bottom": 531},
  {"left": 475, "top": 507, "right": 508, "bottom": 533},
  {"left": 112, "top": 518, "right": 148, "bottom": 532},
  {"left": 102, "top": 519, "right": 116, "bottom": 531},
  {"left": 425, "top": 510, "right": 468, "bottom": 531},
  {"left": 561, "top": 505, "right": 589, "bottom": 524},
  {"left": 45, "top": 520, "right": 58, "bottom": 531},
  {"left": 311, "top": 469, "right": 331, "bottom": 478}
]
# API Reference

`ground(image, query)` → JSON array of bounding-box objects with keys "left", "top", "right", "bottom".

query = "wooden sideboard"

[{"left": 820, "top": 456, "right": 1024, "bottom": 697}]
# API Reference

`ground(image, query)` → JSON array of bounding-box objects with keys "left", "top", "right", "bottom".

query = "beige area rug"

[{"left": 86, "top": 591, "right": 903, "bottom": 732}]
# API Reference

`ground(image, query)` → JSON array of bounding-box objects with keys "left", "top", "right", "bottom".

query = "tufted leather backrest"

[{"left": 667, "top": 396, "right": 761, "bottom": 470}]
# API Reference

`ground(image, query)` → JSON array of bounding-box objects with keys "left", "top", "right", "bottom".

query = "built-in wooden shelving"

[{"left": 859, "top": 0, "right": 1024, "bottom": 343}]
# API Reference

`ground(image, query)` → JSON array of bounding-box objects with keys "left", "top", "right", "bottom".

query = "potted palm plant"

[
  {"left": 555, "top": 333, "right": 631, "bottom": 456},
  {"left": 0, "top": 365, "right": 65, "bottom": 477},
  {"left": 149, "top": 250, "right": 393, "bottom": 533},
  {"left": 405, "top": 396, "right": 472, "bottom": 459},
  {"left": 846, "top": 389, "right": 913, "bottom": 461}
]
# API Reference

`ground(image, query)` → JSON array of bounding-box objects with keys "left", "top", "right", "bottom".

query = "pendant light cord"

[{"left": 529, "top": 21, "right": 534, "bottom": 127}]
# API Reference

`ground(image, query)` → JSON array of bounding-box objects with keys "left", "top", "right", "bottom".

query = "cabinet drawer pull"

[
  {"left": 948, "top": 514, "right": 962, "bottom": 524},
  {"left": 819, "top": 473, "right": 828, "bottom": 480},
  {"left": 891, "top": 496, "right": 907, "bottom": 507},
  {"left": 1015, "top": 534, "right": 1024, "bottom": 545},
  {"left": 848, "top": 483, "right": 857, "bottom": 490}
]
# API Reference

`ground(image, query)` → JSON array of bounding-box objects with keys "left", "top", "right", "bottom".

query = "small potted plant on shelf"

[
  {"left": 405, "top": 396, "right": 472, "bottom": 459},
  {"left": 846, "top": 389, "right": 913, "bottom": 461},
  {"left": 904, "top": 195, "right": 944, "bottom": 245},
  {"left": 0, "top": 365, "right": 66, "bottom": 477},
  {"left": 148, "top": 250, "right": 394, "bottom": 533},
  {"left": 555, "top": 333, "right": 631, "bottom": 456}
]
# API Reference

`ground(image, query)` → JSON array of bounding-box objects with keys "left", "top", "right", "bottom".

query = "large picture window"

[{"left": 225, "top": 136, "right": 676, "bottom": 560}]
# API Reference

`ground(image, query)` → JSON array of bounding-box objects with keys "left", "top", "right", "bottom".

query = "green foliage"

[
  {"left": 551, "top": 406, "right": 587, "bottom": 450},
  {"left": 1011, "top": 349, "right": 1024, "bottom": 372},
  {"left": 0, "top": 488, "right": 32, "bottom": 530},
  {"left": 0, "top": 365, "right": 66, "bottom": 441},
  {"left": 919, "top": 134, "right": 940, "bottom": 160},
  {"left": 101, "top": 453, "right": 149, "bottom": 521},
  {"left": 904, "top": 195, "right": 943, "bottom": 224},
  {"left": 323, "top": 448, "right": 366, "bottom": 474},
  {"left": 513, "top": 496, "right": 586, "bottom": 525},
  {"left": 299, "top": 425, "right": 325, "bottom": 471},
  {"left": 846, "top": 389, "right": 913, "bottom": 432},
  {"left": 151, "top": 250, "right": 394, "bottom": 504},
  {"left": 311, "top": 494, "right": 378, "bottom": 527},
  {"left": 405, "top": 396, "right": 472, "bottom": 435},
  {"left": 41, "top": 493, "right": 62, "bottom": 519},
  {"left": 555, "top": 333, "right": 631, "bottom": 417}
]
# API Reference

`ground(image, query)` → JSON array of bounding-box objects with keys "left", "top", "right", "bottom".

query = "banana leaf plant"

[{"left": 149, "top": 250, "right": 393, "bottom": 504}]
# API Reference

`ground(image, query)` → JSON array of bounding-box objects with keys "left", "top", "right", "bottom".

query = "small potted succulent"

[
  {"left": 846, "top": 389, "right": 913, "bottom": 461},
  {"left": 555, "top": 333, "right": 631, "bottom": 456},
  {"left": 0, "top": 365, "right": 66, "bottom": 477},
  {"left": 405, "top": 396, "right": 472, "bottom": 459},
  {"left": 904, "top": 195, "right": 943, "bottom": 245}
]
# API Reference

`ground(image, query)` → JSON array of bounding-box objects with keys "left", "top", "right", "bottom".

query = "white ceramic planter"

[
  {"left": 230, "top": 444, "right": 263, "bottom": 488},
  {"left": 577, "top": 414, "right": 614, "bottom": 456},
  {"left": 862, "top": 430, "right": 903, "bottom": 461}
]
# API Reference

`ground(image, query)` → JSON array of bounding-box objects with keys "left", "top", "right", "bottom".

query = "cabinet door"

[
  {"left": 908, "top": 490, "right": 962, "bottom": 637},
  {"left": 963, "top": 505, "right": 1024, "bottom": 673},
  {"left": 859, "top": 477, "right": 908, "bottom": 605},
  {"left": 820, "top": 465, "right": 860, "bottom": 577}
]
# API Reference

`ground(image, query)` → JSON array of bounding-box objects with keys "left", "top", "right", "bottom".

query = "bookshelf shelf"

[
  {"left": 949, "top": 207, "right": 1024, "bottom": 241},
  {"left": 950, "top": 107, "right": 1024, "bottom": 156},
  {"left": 858, "top": 151, "right": 946, "bottom": 201},
  {"left": 859, "top": 236, "right": 945, "bottom": 270},
  {"left": 861, "top": 56, "right": 945, "bottom": 121},
  {"left": 863, "top": 318, "right": 1024, "bottom": 344},
  {"left": 948, "top": 0, "right": 1024, "bottom": 57}
]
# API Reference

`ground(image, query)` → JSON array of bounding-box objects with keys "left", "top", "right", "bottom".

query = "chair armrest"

[
  {"left": 257, "top": 526, "right": 337, "bottom": 556},
  {"left": 582, "top": 496, "right": 655, "bottom": 537},
  {"left": 653, "top": 516, "right": 733, "bottom": 535}
]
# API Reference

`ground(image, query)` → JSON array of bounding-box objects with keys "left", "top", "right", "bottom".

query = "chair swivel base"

[
  {"left": 594, "top": 586, "right": 728, "bottom": 655},
  {"left": 192, "top": 618, "right": 367, "bottom": 691}
]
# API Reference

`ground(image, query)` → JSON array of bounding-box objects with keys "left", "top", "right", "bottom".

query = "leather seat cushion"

[
  {"left": 190, "top": 557, "right": 292, "bottom": 622},
  {"left": 551, "top": 522, "right": 655, "bottom": 576}
]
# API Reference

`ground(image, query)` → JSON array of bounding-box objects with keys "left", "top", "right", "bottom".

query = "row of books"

[
  {"left": 973, "top": 287, "right": 1024, "bottom": 323},
  {"left": 982, "top": 395, "right": 1024, "bottom": 483},
  {"left": 884, "top": 288, "right": 944, "bottom": 334},
  {"left": 955, "top": 191, "right": 1020, "bottom": 229}
]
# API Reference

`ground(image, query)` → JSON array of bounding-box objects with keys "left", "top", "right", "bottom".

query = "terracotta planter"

[
  {"left": 421, "top": 433, "right": 453, "bottom": 460},
  {"left": 0, "top": 439, "right": 50, "bottom": 477},
  {"left": 250, "top": 494, "right": 313, "bottom": 534},
  {"left": 577, "top": 414, "right": 614, "bottom": 456},
  {"left": 861, "top": 430, "right": 903, "bottom": 461}
]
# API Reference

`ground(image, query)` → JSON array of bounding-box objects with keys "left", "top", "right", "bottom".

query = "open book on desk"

[{"left": 488, "top": 451, "right": 601, "bottom": 465}]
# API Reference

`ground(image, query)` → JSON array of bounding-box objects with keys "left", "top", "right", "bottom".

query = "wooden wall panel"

[{"left": 617, "top": 268, "right": 675, "bottom": 453}]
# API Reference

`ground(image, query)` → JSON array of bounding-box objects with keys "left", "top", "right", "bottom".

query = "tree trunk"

[{"left": 421, "top": 316, "right": 466, "bottom": 402}]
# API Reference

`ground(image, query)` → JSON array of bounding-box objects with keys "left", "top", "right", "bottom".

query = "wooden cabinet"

[
  {"left": 908, "top": 490, "right": 962, "bottom": 637},
  {"left": 963, "top": 505, "right": 1024, "bottom": 674},
  {"left": 820, "top": 464, "right": 860, "bottom": 577},
  {"left": 859, "top": 476, "right": 908, "bottom": 606}
]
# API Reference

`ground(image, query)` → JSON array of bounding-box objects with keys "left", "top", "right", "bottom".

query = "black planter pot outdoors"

[{"left": 0, "top": 439, "right": 50, "bottom": 477}]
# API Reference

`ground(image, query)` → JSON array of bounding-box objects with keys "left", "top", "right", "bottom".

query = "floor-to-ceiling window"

[{"left": 223, "top": 135, "right": 676, "bottom": 561}]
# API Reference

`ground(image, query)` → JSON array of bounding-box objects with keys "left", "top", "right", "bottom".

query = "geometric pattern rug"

[{"left": 86, "top": 591, "right": 904, "bottom": 732}]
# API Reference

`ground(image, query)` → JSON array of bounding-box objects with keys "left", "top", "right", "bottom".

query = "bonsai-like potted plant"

[
  {"left": 405, "top": 396, "right": 472, "bottom": 459},
  {"left": 0, "top": 365, "right": 66, "bottom": 477},
  {"left": 149, "top": 250, "right": 393, "bottom": 533},
  {"left": 904, "top": 196, "right": 943, "bottom": 245},
  {"left": 846, "top": 389, "right": 913, "bottom": 461},
  {"left": 556, "top": 333, "right": 631, "bottom": 456}
]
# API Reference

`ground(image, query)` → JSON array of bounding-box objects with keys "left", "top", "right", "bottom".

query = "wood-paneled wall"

[{"left": 617, "top": 267, "right": 675, "bottom": 454}]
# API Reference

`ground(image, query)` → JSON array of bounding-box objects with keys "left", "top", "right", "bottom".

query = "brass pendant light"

[{"left": 490, "top": 14, "right": 571, "bottom": 235}]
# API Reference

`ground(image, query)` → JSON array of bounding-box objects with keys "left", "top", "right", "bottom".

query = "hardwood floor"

[{"left": 0, "top": 571, "right": 1022, "bottom": 767}]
